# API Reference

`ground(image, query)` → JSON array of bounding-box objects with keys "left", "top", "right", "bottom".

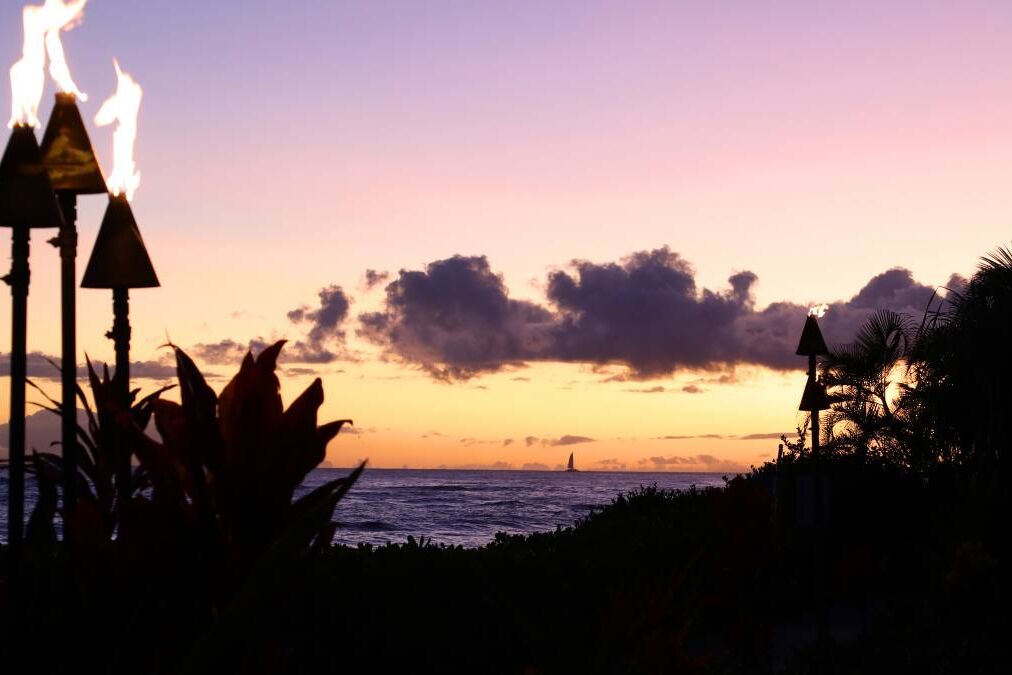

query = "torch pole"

[
  {"left": 110, "top": 287, "right": 131, "bottom": 508},
  {"left": 5, "top": 226, "right": 30, "bottom": 554},
  {"left": 54, "top": 193, "right": 78, "bottom": 512},
  {"left": 809, "top": 354, "right": 820, "bottom": 458},
  {"left": 808, "top": 354, "right": 828, "bottom": 654}
]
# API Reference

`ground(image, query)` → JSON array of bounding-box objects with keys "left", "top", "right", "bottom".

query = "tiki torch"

[
  {"left": 796, "top": 307, "right": 831, "bottom": 654},
  {"left": 81, "top": 62, "right": 158, "bottom": 509},
  {"left": 796, "top": 309, "right": 830, "bottom": 456},
  {"left": 0, "top": 126, "right": 64, "bottom": 552},
  {"left": 40, "top": 92, "right": 107, "bottom": 512},
  {"left": 2, "top": 0, "right": 93, "bottom": 548}
]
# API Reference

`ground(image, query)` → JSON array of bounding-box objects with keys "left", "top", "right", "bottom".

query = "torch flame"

[
  {"left": 8, "top": 0, "right": 88, "bottom": 128},
  {"left": 808, "top": 304, "right": 829, "bottom": 318},
  {"left": 95, "top": 60, "right": 142, "bottom": 200}
]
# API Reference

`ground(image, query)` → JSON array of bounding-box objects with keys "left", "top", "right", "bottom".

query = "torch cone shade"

[
  {"left": 81, "top": 194, "right": 159, "bottom": 289},
  {"left": 40, "top": 93, "right": 107, "bottom": 194},
  {"left": 0, "top": 126, "right": 65, "bottom": 229},
  {"left": 799, "top": 376, "right": 831, "bottom": 412},
  {"left": 796, "top": 315, "right": 830, "bottom": 356}
]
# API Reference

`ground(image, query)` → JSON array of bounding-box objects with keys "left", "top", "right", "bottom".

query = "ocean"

[{"left": 0, "top": 468, "right": 727, "bottom": 548}]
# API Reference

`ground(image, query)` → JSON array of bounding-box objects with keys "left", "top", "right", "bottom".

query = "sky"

[{"left": 2, "top": 1, "right": 1011, "bottom": 471}]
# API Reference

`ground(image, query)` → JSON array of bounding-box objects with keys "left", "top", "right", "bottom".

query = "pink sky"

[{"left": 2, "top": 1, "right": 1011, "bottom": 469}]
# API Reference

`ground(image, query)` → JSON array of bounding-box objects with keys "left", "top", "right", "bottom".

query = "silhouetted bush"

[{"left": 2, "top": 341, "right": 360, "bottom": 674}]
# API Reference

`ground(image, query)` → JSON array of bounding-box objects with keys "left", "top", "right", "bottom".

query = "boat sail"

[{"left": 566, "top": 452, "right": 578, "bottom": 472}]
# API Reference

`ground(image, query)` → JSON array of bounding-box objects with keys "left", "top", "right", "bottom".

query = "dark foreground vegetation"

[
  {"left": 1, "top": 247, "right": 1010, "bottom": 673},
  {"left": 0, "top": 461, "right": 1005, "bottom": 674}
]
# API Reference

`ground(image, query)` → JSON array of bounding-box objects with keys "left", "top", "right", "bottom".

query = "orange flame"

[
  {"left": 8, "top": 0, "right": 88, "bottom": 128},
  {"left": 95, "top": 61, "right": 142, "bottom": 200},
  {"left": 808, "top": 304, "right": 829, "bottom": 318}
]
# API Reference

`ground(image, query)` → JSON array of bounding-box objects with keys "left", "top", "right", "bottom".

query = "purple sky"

[{"left": 2, "top": 1, "right": 1012, "bottom": 468}]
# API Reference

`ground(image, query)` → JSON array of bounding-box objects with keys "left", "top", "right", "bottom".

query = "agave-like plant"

[
  {"left": 27, "top": 340, "right": 360, "bottom": 570},
  {"left": 26, "top": 359, "right": 172, "bottom": 548},
  {"left": 133, "top": 340, "right": 360, "bottom": 566},
  {"left": 15, "top": 342, "right": 361, "bottom": 672}
]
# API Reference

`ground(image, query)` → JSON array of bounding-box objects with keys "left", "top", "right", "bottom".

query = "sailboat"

[{"left": 566, "top": 452, "right": 578, "bottom": 472}]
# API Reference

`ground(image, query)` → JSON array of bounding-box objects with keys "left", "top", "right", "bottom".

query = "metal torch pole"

[
  {"left": 809, "top": 354, "right": 820, "bottom": 459},
  {"left": 809, "top": 353, "right": 828, "bottom": 655},
  {"left": 5, "top": 226, "right": 30, "bottom": 554},
  {"left": 111, "top": 287, "right": 131, "bottom": 507},
  {"left": 54, "top": 193, "right": 78, "bottom": 512}
]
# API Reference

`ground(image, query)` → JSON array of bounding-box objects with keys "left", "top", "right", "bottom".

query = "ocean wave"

[
  {"left": 2, "top": 469, "right": 727, "bottom": 548},
  {"left": 337, "top": 520, "right": 398, "bottom": 532},
  {"left": 415, "top": 484, "right": 477, "bottom": 492}
]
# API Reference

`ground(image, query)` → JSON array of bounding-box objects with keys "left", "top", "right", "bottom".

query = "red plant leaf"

[{"left": 277, "top": 378, "right": 326, "bottom": 487}]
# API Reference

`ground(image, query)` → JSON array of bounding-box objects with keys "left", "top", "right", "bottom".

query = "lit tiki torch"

[
  {"left": 81, "top": 62, "right": 158, "bottom": 505},
  {"left": 796, "top": 305, "right": 830, "bottom": 456},
  {"left": 37, "top": 0, "right": 107, "bottom": 512},
  {"left": 1, "top": 1, "right": 82, "bottom": 552}
]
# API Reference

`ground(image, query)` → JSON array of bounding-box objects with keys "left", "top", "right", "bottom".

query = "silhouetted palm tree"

[
  {"left": 908, "top": 246, "right": 1012, "bottom": 480},
  {"left": 820, "top": 309, "right": 914, "bottom": 463}
]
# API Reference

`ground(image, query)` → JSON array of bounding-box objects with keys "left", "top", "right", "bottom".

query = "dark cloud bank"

[
  {"left": 358, "top": 247, "right": 955, "bottom": 381},
  {"left": 182, "top": 248, "right": 955, "bottom": 376}
]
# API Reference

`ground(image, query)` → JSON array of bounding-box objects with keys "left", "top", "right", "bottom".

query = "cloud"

[
  {"left": 624, "top": 385, "right": 667, "bottom": 393},
  {"left": 548, "top": 435, "right": 595, "bottom": 447},
  {"left": 645, "top": 454, "right": 743, "bottom": 471},
  {"left": 191, "top": 287, "right": 355, "bottom": 368},
  {"left": 358, "top": 249, "right": 946, "bottom": 381},
  {"left": 738, "top": 432, "right": 787, "bottom": 440},
  {"left": 189, "top": 339, "right": 262, "bottom": 366},
  {"left": 0, "top": 351, "right": 63, "bottom": 380},
  {"left": 0, "top": 352, "right": 185, "bottom": 381},
  {"left": 655, "top": 433, "right": 724, "bottom": 440},
  {"left": 287, "top": 285, "right": 352, "bottom": 362},
  {"left": 288, "top": 285, "right": 351, "bottom": 343},
  {"left": 447, "top": 460, "right": 514, "bottom": 470},
  {"left": 649, "top": 455, "right": 693, "bottom": 466},
  {"left": 191, "top": 337, "right": 344, "bottom": 368},
  {"left": 124, "top": 360, "right": 180, "bottom": 380},
  {"left": 358, "top": 255, "right": 554, "bottom": 380},
  {"left": 283, "top": 341, "right": 340, "bottom": 364},
  {"left": 282, "top": 366, "right": 333, "bottom": 377},
  {"left": 681, "top": 385, "right": 703, "bottom": 394},
  {"left": 522, "top": 462, "right": 551, "bottom": 471},
  {"left": 502, "top": 438, "right": 514, "bottom": 447},
  {"left": 545, "top": 250, "right": 766, "bottom": 375},
  {"left": 364, "top": 269, "right": 390, "bottom": 290},
  {"left": 596, "top": 458, "right": 628, "bottom": 470},
  {"left": 520, "top": 434, "right": 595, "bottom": 448}
]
